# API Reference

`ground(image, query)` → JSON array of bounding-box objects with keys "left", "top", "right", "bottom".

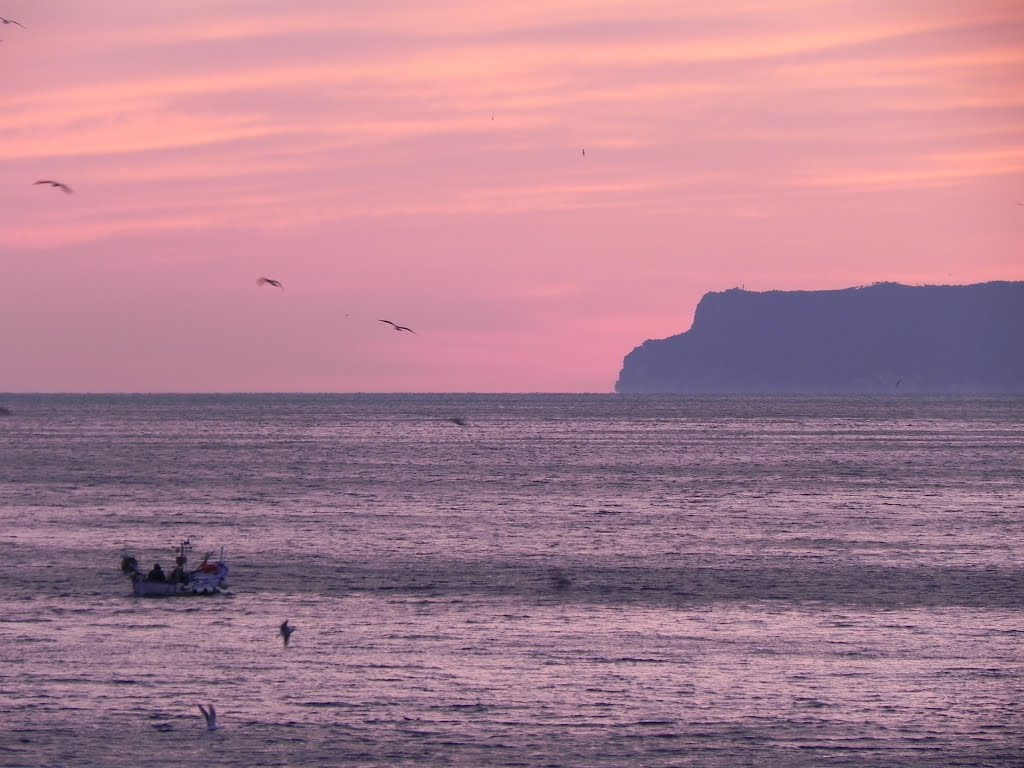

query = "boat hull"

[{"left": 129, "top": 562, "right": 230, "bottom": 597}]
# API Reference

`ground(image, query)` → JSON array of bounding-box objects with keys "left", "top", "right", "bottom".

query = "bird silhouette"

[
  {"left": 257, "top": 277, "right": 283, "bottom": 290},
  {"left": 378, "top": 319, "right": 416, "bottom": 334},
  {"left": 280, "top": 619, "right": 296, "bottom": 646},
  {"left": 197, "top": 704, "right": 220, "bottom": 731},
  {"left": 34, "top": 180, "right": 72, "bottom": 194},
  {"left": 0, "top": 17, "right": 25, "bottom": 28}
]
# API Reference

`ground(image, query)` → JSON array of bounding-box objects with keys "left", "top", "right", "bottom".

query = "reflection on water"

[{"left": 0, "top": 394, "right": 1021, "bottom": 767}]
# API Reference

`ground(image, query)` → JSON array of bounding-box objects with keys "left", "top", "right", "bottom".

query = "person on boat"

[
  {"left": 148, "top": 563, "right": 166, "bottom": 582},
  {"left": 169, "top": 554, "right": 188, "bottom": 584}
]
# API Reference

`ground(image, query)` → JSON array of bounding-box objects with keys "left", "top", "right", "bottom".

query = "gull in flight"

[
  {"left": 378, "top": 319, "right": 416, "bottom": 334},
  {"left": 197, "top": 704, "right": 220, "bottom": 731},
  {"left": 257, "top": 277, "right": 283, "bottom": 290},
  {"left": 0, "top": 17, "right": 25, "bottom": 28},
  {"left": 280, "top": 619, "right": 296, "bottom": 646},
  {"left": 34, "top": 180, "right": 73, "bottom": 194}
]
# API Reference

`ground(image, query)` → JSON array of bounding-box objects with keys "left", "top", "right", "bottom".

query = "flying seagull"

[
  {"left": 378, "top": 319, "right": 416, "bottom": 334},
  {"left": 280, "top": 619, "right": 296, "bottom": 646},
  {"left": 0, "top": 17, "right": 25, "bottom": 28},
  {"left": 197, "top": 704, "right": 220, "bottom": 731},
  {"left": 34, "top": 180, "right": 73, "bottom": 194},
  {"left": 257, "top": 277, "right": 283, "bottom": 290}
]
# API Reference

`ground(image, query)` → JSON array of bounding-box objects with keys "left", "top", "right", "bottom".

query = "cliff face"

[{"left": 615, "top": 282, "right": 1024, "bottom": 394}]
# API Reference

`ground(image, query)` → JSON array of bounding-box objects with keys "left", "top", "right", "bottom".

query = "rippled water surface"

[{"left": 1, "top": 394, "right": 1021, "bottom": 767}]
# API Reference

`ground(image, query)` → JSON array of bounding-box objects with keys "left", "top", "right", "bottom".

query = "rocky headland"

[{"left": 615, "top": 282, "right": 1024, "bottom": 393}]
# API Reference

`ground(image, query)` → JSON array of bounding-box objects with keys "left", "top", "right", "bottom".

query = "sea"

[{"left": 0, "top": 394, "right": 1021, "bottom": 768}]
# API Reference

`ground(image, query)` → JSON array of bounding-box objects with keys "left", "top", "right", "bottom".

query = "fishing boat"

[{"left": 120, "top": 538, "right": 230, "bottom": 597}]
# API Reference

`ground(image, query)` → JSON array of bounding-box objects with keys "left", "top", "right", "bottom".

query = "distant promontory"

[{"left": 615, "top": 282, "right": 1024, "bottom": 394}]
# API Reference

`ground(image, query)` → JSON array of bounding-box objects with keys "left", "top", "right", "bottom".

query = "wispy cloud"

[{"left": 1, "top": 0, "right": 1022, "bottom": 390}]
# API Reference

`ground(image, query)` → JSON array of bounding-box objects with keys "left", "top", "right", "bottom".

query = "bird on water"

[{"left": 197, "top": 704, "right": 220, "bottom": 731}]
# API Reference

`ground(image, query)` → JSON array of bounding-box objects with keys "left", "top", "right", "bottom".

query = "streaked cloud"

[{"left": 0, "top": 0, "right": 1021, "bottom": 391}]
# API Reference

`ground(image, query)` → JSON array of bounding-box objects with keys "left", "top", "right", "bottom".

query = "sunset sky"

[{"left": 1, "top": 0, "right": 1022, "bottom": 392}]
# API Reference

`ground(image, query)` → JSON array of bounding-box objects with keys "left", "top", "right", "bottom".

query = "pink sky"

[{"left": 1, "top": 0, "right": 1022, "bottom": 392}]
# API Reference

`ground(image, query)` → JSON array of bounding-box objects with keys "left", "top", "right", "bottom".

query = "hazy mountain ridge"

[{"left": 615, "top": 281, "right": 1024, "bottom": 393}]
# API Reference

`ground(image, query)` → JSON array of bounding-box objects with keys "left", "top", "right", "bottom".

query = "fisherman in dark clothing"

[
  {"left": 148, "top": 563, "right": 166, "bottom": 582},
  {"left": 169, "top": 554, "right": 188, "bottom": 584}
]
